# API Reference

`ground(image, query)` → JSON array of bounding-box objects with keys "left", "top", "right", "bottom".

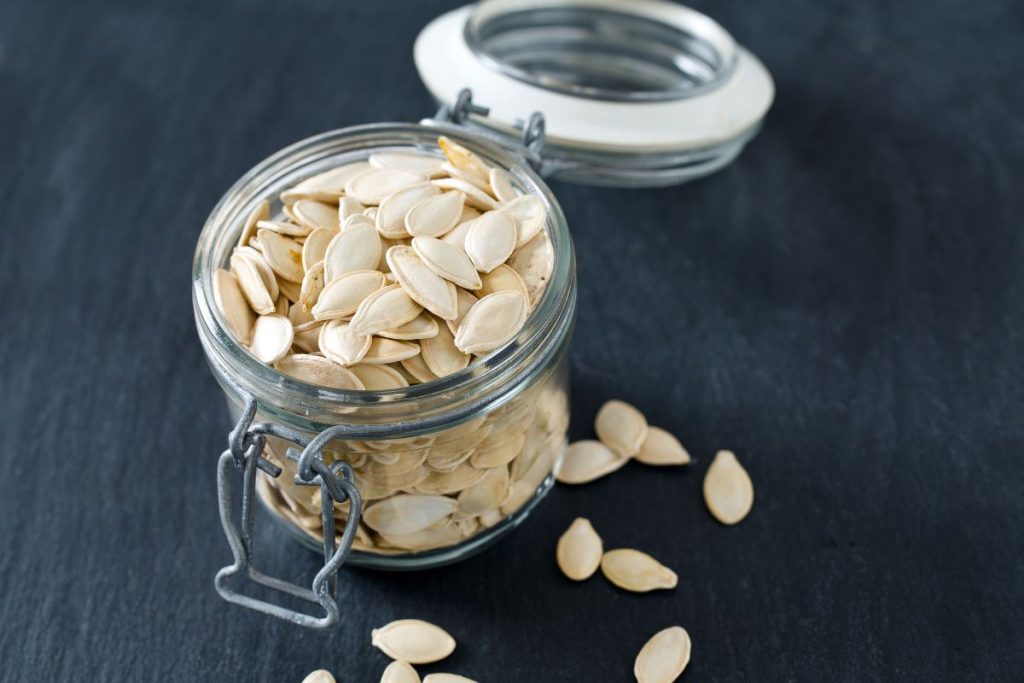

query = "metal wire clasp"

[
  {"left": 214, "top": 395, "right": 362, "bottom": 630},
  {"left": 429, "top": 88, "right": 546, "bottom": 169}
]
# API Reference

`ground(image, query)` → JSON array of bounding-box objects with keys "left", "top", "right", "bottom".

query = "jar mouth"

[
  {"left": 193, "top": 122, "right": 575, "bottom": 427},
  {"left": 463, "top": 0, "right": 737, "bottom": 103}
]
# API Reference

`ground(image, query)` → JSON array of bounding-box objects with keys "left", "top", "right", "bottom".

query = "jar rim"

[{"left": 193, "top": 122, "right": 576, "bottom": 428}]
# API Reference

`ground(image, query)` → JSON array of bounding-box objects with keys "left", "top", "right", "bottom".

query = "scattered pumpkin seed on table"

[
  {"left": 634, "top": 626, "right": 692, "bottom": 683},
  {"left": 556, "top": 517, "right": 603, "bottom": 581},
  {"left": 600, "top": 548, "right": 678, "bottom": 593},
  {"left": 371, "top": 619, "right": 456, "bottom": 664},
  {"left": 703, "top": 450, "right": 754, "bottom": 524}
]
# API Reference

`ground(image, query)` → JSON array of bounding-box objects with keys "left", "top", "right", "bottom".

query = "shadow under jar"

[{"left": 193, "top": 124, "right": 576, "bottom": 576}]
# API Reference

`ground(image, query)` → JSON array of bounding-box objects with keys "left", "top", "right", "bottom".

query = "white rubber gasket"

[{"left": 414, "top": 3, "right": 775, "bottom": 154}]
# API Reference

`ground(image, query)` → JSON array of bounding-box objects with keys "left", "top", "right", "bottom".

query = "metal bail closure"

[
  {"left": 214, "top": 394, "right": 363, "bottom": 630},
  {"left": 426, "top": 87, "right": 546, "bottom": 170}
]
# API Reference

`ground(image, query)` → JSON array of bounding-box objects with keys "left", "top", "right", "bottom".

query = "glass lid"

[{"left": 415, "top": 0, "right": 774, "bottom": 186}]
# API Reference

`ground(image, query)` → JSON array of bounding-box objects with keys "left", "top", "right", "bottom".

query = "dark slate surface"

[{"left": 2, "top": 0, "right": 1023, "bottom": 680}]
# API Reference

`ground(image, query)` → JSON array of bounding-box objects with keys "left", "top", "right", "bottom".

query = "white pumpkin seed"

[
  {"left": 437, "top": 136, "right": 490, "bottom": 180},
  {"left": 370, "top": 151, "right": 445, "bottom": 177},
  {"left": 507, "top": 231, "right": 554, "bottom": 306},
  {"left": 634, "top": 626, "right": 691, "bottom": 683},
  {"left": 213, "top": 269, "right": 255, "bottom": 345},
  {"left": 230, "top": 252, "right": 276, "bottom": 315},
  {"left": 500, "top": 194, "right": 546, "bottom": 247},
  {"left": 361, "top": 337, "right": 420, "bottom": 364},
  {"left": 256, "top": 229, "right": 304, "bottom": 283},
  {"left": 350, "top": 284, "right": 423, "bottom": 336},
  {"left": 453, "top": 290, "right": 529, "bottom": 354},
  {"left": 349, "top": 363, "right": 409, "bottom": 390},
  {"left": 489, "top": 167, "right": 519, "bottom": 203},
  {"left": 556, "top": 440, "right": 628, "bottom": 484},
  {"left": 556, "top": 517, "right": 603, "bottom": 581},
  {"left": 291, "top": 199, "right": 339, "bottom": 231},
  {"left": 400, "top": 352, "right": 439, "bottom": 383},
  {"left": 440, "top": 219, "right": 473, "bottom": 250},
  {"left": 288, "top": 298, "right": 314, "bottom": 326},
  {"left": 292, "top": 321, "right": 324, "bottom": 353},
  {"left": 289, "top": 162, "right": 369, "bottom": 200},
  {"left": 386, "top": 245, "right": 458, "bottom": 320},
  {"left": 422, "top": 675, "right": 476, "bottom": 683},
  {"left": 274, "top": 354, "right": 364, "bottom": 390},
  {"left": 249, "top": 314, "right": 293, "bottom": 364},
  {"left": 301, "top": 669, "right": 335, "bottom": 683},
  {"left": 342, "top": 212, "right": 377, "bottom": 233},
  {"left": 412, "top": 236, "right": 482, "bottom": 290},
  {"left": 376, "top": 182, "right": 440, "bottom": 239},
  {"left": 238, "top": 200, "right": 268, "bottom": 247},
  {"left": 405, "top": 191, "right": 465, "bottom": 237},
  {"left": 298, "top": 260, "right": 326, "bottom": 312},
  {"left": 339, "top": 195, "right": 366, "bottom": 222},
  {"left": 464, "top": 211, "right": 517, "bottom": 273},
  {"left": 379, "top": 312, "right": 439, "bottom": 341},
  {"left": 440, "top": 161, "right": 492, "bottom": 194},
  {"left": 323, "top": 224, "right": 382, "bottom": 281},
  {"left": 478, "top": 264, "right": 529, "bottom": 300},
  {"left": 457, "top": 466, "right": 510, "bottom": 515},
  {"left": 346, "top": 168, "right": 427, "bottom": 205},
  {"left": 256, "top": 218, "right": 311, "bottom": 237},
  {"left": 446, "top": 288, "right": 478, "bottom": 335},
  {"left": 235, "top": 246, "right": 279, "bottom": 299},
  {"left": 420, "top": 323, "right": 470, "bottom": 378},
  {"left": 595, "top": 399, "right": 648, "bottom": 457},
  {"left": 318, "top": 320, "right": 371, "bottom": 366},
  {"left": 278, "top": 278, "right": 301, "bottom": 304},
  {"left": 312, "top": 270, "right": 386, "bottom": 320},
  {"left": 703, "top": 450, "right": 754, "bottom": 525},
  {"left": 432, "top": 178, "right": 497, "bottom": 211},
  {"left": 636, "top": 427, "right": 691, "bottom": 466},
  {"left": 600, "top": 549, "right": 678, "bottom": 592},
  {"left": 364, "top": 495, "right": 458, "bottom": 536},
  {"left": 302, "top": 227, "right": 335, "bottom": 271},
  {"left": 371, "top": 618, "right": 456, "bottom": 664},
  {"left": 381, "top": 660, "right": 421, "bottom": 683}
]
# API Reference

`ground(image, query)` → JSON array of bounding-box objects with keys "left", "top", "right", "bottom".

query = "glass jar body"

[{"left": 193, "top": 123, "right": 576, "bottom": 569}]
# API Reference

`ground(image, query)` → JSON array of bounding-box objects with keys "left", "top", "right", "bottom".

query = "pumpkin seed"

[
  {"left": 287, "top": 199, "right": 336, "bottom": 231},
  {"left": 454, "top": 291, "right": 529, "bottom": 354},
  {"left": 249, "top": 314, "right": 293, "bottom": 364},
  {"left": 422, "top": 675, "right": 476, "bottom": 683},
  {"left": 469, "top": 432, "right": 524, "bottom": 469},
  {"left": 235, "top": 246, "right": 279, "bottom": 299},
  {"left": 371, "top": 618, "right": 456, "bottom": 664},
  {"left": 346, "top": 168, "right": 427, "bottom": 205},
  {"left": 350, "top": 284, "right": 423, "bottom": 336},
  {"left": 274, "top": 296, "right": 289, "bottom": 316},
  {"left": 440, "top": 161, "right": 492, "bottom": 193},
  {"left": 312, "top": 270, "right": 386, "bottom": 320},
  {"left": 288, "top": 294, "right": 315, "bottom": 326},
  {"left": 595, "top": 399, "right": 648, "bottom": 457},
  {"left": 342, "top": 212, "right": 377, "bottom": 233},
  {"left": 464, "top": 211, "right": 517, "bottom": 273},
  {"left": 386, "top": 245, "right": 458, "bottom": 320},
  {"left": 634, "top": 626, "right": 691, "bottom": 683},
  {"left": 556, "top": 517, "right": 603, "bottom": 581},
  {"left": 556, "top": 440, "right": 628, "bottom": 485},
  {"left": 376, "top": 182, "right": 440, "bottom": 239},
  {"left": 379, "top": 312, "right": 439, "bottom": 341},
  {"left": 420, "top": 323, "right": 469, "bottom": 378},
  {"left": 438, "top": 136, "right": 491, "bottom": 181},
  {"left": 457, "top": 466, "right": 510, "bottom": 514},
  {"left": 489, "top": 167, "right": 519, "bottom": 203},
  {"left": 500, "top": 195, "right": 546, "bottom": 247},
  {"left": 301, "top": 669, "right": 335, "bottom": 683},
  {"left": 323, "top": 224, "right": 382, "bottom": 281},
  {"left": 362, "top": 337, "right": 420, "bottom": 365},
  {"left": 339, "top": 195, "right": 366, "bottom": 222},
  {"left": 349, "top": 362, "right": 409, "bottom": 390},
  {"left": 278, "top": 278, "right": 301, "bottom": 304},
  {"left": 370, "top": 151, "right": 445, "bottom": 177},
  {"left": 292, "top": 320, "right": 324, "bottom": 353},
  {"left": 287, "top": 162, "right": 369, "bottom": 201},
  {"left": 256, "top": 218, "right": 311, "bottom": 238},
  {"left": 432, "top": 178, "right": 498, "bottom": 211},
  {"left": 400, "top": 353, "right": 439, "bottom": 383},
  {"left": 440, "top": 219, "right": 473, "bottom": 250},
  {"left": 213, "top": 269, "right": 255, "bottom": 345},
  {"left": 364, "top": 495, "right": 458, "bottom": 536},
  {"left": 636, "top": 427, "right": 691, "bottom": 466},
  {"left": 412, "top": 236, "right": 482, "bottom": 290},
  {"left": 274, "top": 354, "right": 364, "bottom": 390},
  {"left": 318, "top": 320, "right": 371, "bottom": 366},
  {"left": 302, "top": 227, "right": 335, "bottom": 271},
  {"left": 406, "top": 191, "right": 465, "bottom": 237},
  {"left": 230, "top": 251, "right": 276, "bottom": 315},
  {"left": 381, "top": 660, "right": 421, "bottom": 683},
  {"left": 238, "top": 200, "right": 268, "bottom": 247},
  {"left": 478, "top": 263, "right": 529, "bottom": 300},
  {"left": 507, "top": 231, "right": 554, "bottom": 306},
  {"left": 446, "top": 288, "right": 478, "bottom": 335},
  {"left": 600, "top": 549, "right": 677, "bottom": 592},
  {"left": 256, "top": 229, "right": 303, "bottom": 282},
  {"left": 703, "top": 450, "right": 753, "bottom": 525},
  {"left": 298, "top": 260, "right": 326, "bottom": 312}
]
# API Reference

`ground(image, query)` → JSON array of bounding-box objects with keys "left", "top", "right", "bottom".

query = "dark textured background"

[{"left": 2, "top": 0, "right": 1023, "bottom": 680}]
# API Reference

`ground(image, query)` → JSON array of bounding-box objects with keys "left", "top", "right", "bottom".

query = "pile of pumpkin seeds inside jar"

[{"left": 214, "top": 137, "right": 569, "bottom": 553}]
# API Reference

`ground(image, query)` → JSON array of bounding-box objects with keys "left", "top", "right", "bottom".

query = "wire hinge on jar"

[
  {"left": 214, "top": 392, "right": 363, "bottom": 629},
  {"left": 427, "top": 87, "right": 546, "bottom": 170}
]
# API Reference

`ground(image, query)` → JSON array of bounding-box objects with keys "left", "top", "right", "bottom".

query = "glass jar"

[{"left": 193, "top": 123, "right": 574, "bottom": 598}]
